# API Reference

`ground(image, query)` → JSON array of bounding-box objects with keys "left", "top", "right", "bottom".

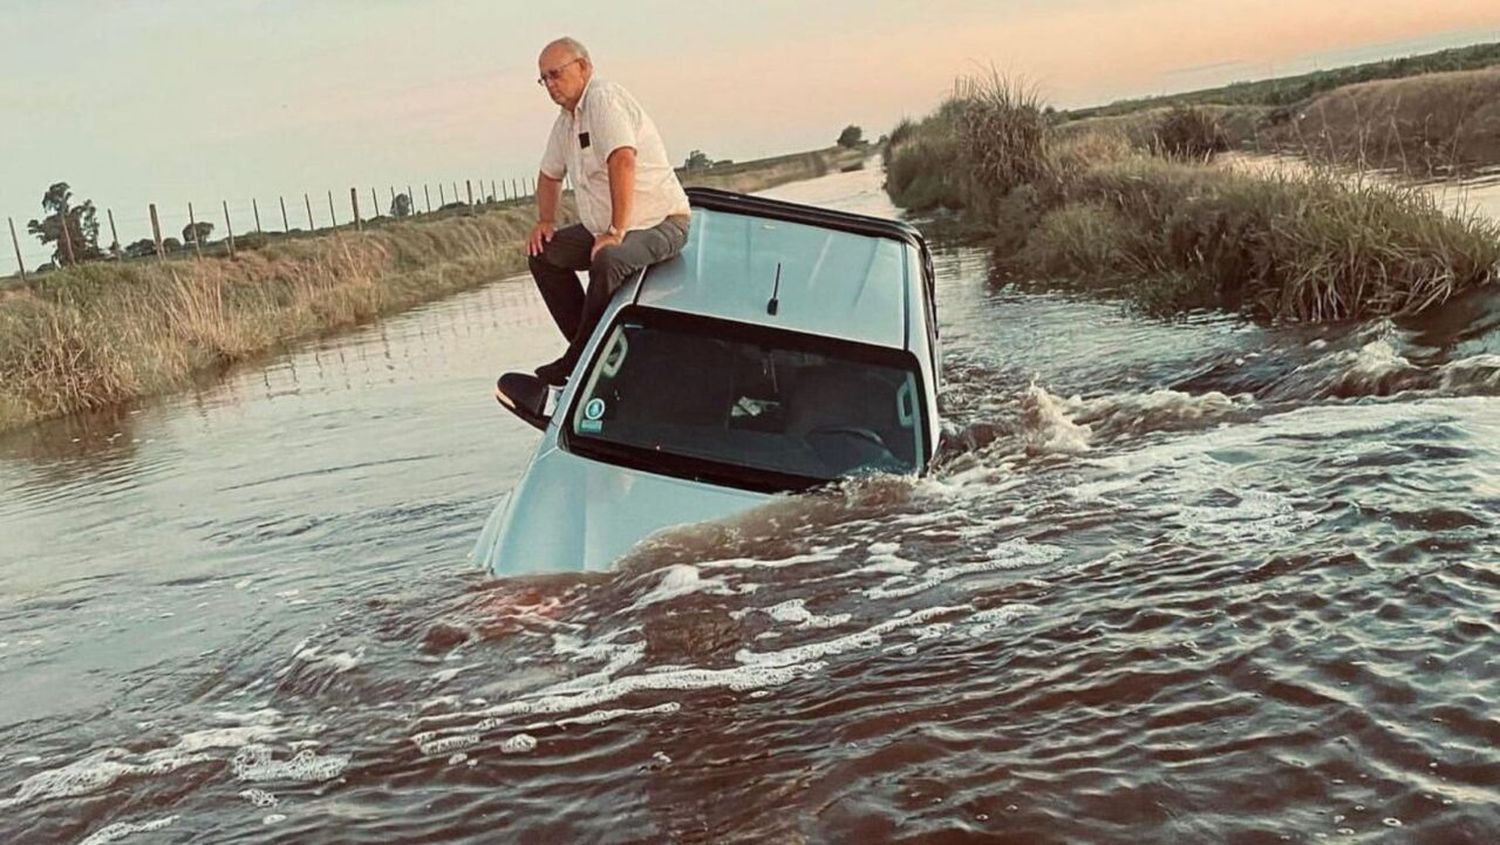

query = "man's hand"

[
  {"left": 526, "top": 221, "right": 556, "bottom": 256},
  {"left": 590, "top": 230, "right": 623, "bottom": 260}
]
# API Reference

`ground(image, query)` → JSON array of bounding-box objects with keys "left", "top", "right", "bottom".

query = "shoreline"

[
  {"left": 0, "top": 147, "right": 866, "bottom": 436},
  {"left": 883, "top": 63, "right": 1500, "bottom": 323}
]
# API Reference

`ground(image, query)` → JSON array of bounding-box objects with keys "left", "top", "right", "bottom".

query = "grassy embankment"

[
  {"left": 884, "top": 75, "right": 1500, "bottom": 320},
  {"left": 0, "top": 146, "right": 864, "bottom": 434},
  {"left": 1062, "top": 41, "right": 1500, "bottom": 176}
]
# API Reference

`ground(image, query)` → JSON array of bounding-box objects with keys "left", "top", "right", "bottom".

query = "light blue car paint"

[{"left": 474, "top": 192, "right": 940, "bottom": 575}]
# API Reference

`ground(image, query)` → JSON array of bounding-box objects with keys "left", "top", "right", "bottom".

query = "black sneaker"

[{"left": 533, "top": 357, "right": 573, "bottom": 386}]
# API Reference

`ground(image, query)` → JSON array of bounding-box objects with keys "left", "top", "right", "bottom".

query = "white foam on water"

[
  {"left": 1077, "top": 388, "right": 1252, "bottom": 437},
  {"left": 965, "top": 604, "right": 1041, "bottom": 638},
  {"left": 2, "top": 748, "right": 212, "bottom": 809},
  {"left": 863, "top": 539, "right": 1066, "bottom": 599},
  {"left": 1174, "top": 488, "right": 1319, "bottom": 545},
  {"left": 760, "top": 599, "right": 851, "bottom": 630},
  {"left": 630, "top": 565, "right": 736, "bottom": 610},
  {"left": 409, "top": 659, "right": 823, "bottom": 751},
  {"left": 551, "top": 702, "right": 680, "bottom": 727},
  {"left": 734, "top": 605, "right": 970, "bottom": 669},
  {"left": 500, "top": 734, "right": 537, "bottom": 754},
  {"left": 838, "top": 549, "right": 923, "bottom": 579},
  {"left": 546, "top": 641, "right": 646, "bottom": 694},
  {"left": 1021, "top": 384, "right": 1092, "bottom": 455},
  {"left": 175, "top": 725, "right": 280, "bottom": 753},
  {"left": 239, "top": 788, "right": 278, "bottom": 808},
  {"left": 291, "top": 646, "right": 362, "bottom": 674},
  {"left": 698, "top": 546, "right": 852, "bottom": 572},
  {"left": 413, "top": 734, "right": 479, "bottom": 757},
  {"left": 76, "top": 815, "right": 177, "bottom": 845},
  {"left": 231, "top": 745, "right": 349, "bottom": 783},
  {"left": 263, "top": 814, "right": 287, "bottom": 825}
]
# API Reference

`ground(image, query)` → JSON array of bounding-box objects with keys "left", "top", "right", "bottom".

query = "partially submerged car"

[{"left": 474, "top": 187, "right": 940, "bottom": 575}]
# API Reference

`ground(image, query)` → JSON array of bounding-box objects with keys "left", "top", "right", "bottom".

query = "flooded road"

[{"left": 2, "top": 164, "right": 1498, "bottom": 843}]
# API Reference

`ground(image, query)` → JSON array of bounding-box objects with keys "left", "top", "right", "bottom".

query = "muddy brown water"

[{"left": 1, "top": 165, "right": 1498, "bottom": 843}]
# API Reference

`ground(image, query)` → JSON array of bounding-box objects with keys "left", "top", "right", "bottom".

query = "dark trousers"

[{"left": 527, "top": 217, "right": 689, "bottom": 367}]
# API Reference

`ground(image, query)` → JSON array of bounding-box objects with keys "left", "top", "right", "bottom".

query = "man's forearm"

[
  {"left": 536, "top": 173, "right": 562, "bottom": 223},
  {"left": 606, "top": 148, "right": 636, "bottom": 231}
]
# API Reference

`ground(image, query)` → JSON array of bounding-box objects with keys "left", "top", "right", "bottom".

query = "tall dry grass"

[
  {"left": 0, "top": 210, "right": 532, "bottom": 431},
  {"left": 884, "top": 74, "right": 1500, "bottom": 322},
  {"left": 1260, "top": 65, "right": 1500, "bottom": 176}
]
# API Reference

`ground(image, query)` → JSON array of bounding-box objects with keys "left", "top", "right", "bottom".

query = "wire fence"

[{"left": 5, "top": 175, "right": 539, "bottom": 282}]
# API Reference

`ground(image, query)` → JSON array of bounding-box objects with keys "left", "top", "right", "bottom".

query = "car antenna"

[{"left": 767, "top": 262, "right": 782, "bottom": 315}]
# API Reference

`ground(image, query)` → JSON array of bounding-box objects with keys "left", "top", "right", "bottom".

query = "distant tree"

[
  {"left": 182, "top": 221, "right": 214, "bottom": 246},
  {"left": 124, "top": 238, "right": 158, "bottom": 259},
  {"left": 390, "top": 193, "right": 412, "bottom": 218},
  {"left": 836, "top": 125, "right": 864, "bottom": 148},
  {"left": 26, "top": 182, "right": 102, "bottom": 266},
  {"left": 162, "top": 236, "right": 183, "bottom": 254},
  {"left": 683, "top": 149, "right": 712, "bottom": 170}
]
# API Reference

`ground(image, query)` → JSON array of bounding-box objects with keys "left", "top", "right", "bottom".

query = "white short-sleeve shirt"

[{"left": 540, "top": 78, "right": 691, "bottom": 235}]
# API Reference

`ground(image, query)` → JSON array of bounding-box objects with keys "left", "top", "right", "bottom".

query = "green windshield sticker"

[{"left": 579, "top": 419, "right": 603, "bottom": 434}]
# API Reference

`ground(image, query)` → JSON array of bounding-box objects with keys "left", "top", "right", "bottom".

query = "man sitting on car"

[{"left": 523, "top": 36, "right": 692, "bottom": 386}]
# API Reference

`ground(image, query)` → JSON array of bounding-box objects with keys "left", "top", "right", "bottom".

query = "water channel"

[{"left": 1, "top": 164, "right": 1497, "bottom": 843}]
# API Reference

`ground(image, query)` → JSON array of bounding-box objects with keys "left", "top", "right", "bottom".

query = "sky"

[{"left": 2, "top": 0, "right": 1498, "bottom": 268}]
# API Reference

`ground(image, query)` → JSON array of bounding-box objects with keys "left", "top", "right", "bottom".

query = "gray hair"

[{"left": 546, "top": 37, "right": 590, "bottom": 62}]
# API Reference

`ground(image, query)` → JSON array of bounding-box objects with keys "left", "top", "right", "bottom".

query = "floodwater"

[{"left": 1, "top": 164, "right": 1498, "bottom": 843}]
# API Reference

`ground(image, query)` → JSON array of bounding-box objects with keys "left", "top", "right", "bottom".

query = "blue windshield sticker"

[
  {"left": 579, "top": 419, "right": 603, "bottom": 433},
  {"left": 584, "top": 398, "right": 606, "bottom": 421}
]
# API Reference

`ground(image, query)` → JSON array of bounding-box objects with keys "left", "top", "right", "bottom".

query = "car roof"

[{"left": 632, "top": 189, "right": 925, "bottom": 349}]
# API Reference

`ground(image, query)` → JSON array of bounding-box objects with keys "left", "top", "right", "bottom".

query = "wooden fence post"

[
  {"left": 438, "top": 184, "right": 446, "bottom": 206},
  {"left": 188, "top": 201, "right": 202, "bottom": 258},
  {"left": 351, "top": 188, "right": 362, "bottom": 232},
  {"left": 490, "top": 180, "right": 497, "bottom": 202},
  {"left": 304, "top": 193, "right": 315, "bottom": 230},
  {"left": 406, "top": 185, "right": 413, "bottom": 217},
  {"left": 222, "top": 200, "right": 236, "bottom": 258},
  {"left": 370, "top": 186, "right": 379, "bottom": 219},
  {"left": 465, "top": 179, "right": 473, "bottom": 206},
  {"left": 149, "top": 203, "right": 164, "bottom": 260},
  {"left": 106, "top": 208, "right": 120, "bottom": 257},
  {"left": 327, "top": 190, "right": 338, "bottom": 228},
  {"left": 279, "top": 196, "right": 289, "bottom": 231},
  {"left": 252, "top": 198, "right": 262, "bottom": 233},
  {"left": 8, "top": 217, "right": 26, "bottom": 281},
  {"left": 511, "top": 178, "right": 519, "bottom": 201},
  {"left": 423, "top": 184, "right": 431, "bottom": 214}
]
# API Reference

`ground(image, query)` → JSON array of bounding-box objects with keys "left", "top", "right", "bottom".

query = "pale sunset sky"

[{"left": 2, "top": 0, "right": 1498, "bottom": 266}]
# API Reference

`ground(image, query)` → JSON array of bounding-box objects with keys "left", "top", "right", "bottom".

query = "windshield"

[{"left": 562, "top": 309, "right": 927, "bottom": 491}]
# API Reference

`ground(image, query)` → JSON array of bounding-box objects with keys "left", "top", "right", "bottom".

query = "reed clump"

[{"left": 884, "top": 73, "right": 1500, "bottom": 322}]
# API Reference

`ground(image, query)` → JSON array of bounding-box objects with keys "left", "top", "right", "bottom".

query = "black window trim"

[{"left": 557, "top": 305, "right": 933, "bottom": 494}]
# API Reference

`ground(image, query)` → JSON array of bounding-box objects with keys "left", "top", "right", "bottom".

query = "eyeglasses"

[{"left": 536, "top": 57, "right": 583, "bottom": 86}]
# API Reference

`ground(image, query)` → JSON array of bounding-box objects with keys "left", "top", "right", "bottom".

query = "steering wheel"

[{"left": 806, "top": 425, "right": 887, "bottom": 449}]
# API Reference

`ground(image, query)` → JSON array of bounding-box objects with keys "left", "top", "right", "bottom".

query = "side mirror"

[{"left": 494, "top": 373, "right": 552, "bottom": 431}]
